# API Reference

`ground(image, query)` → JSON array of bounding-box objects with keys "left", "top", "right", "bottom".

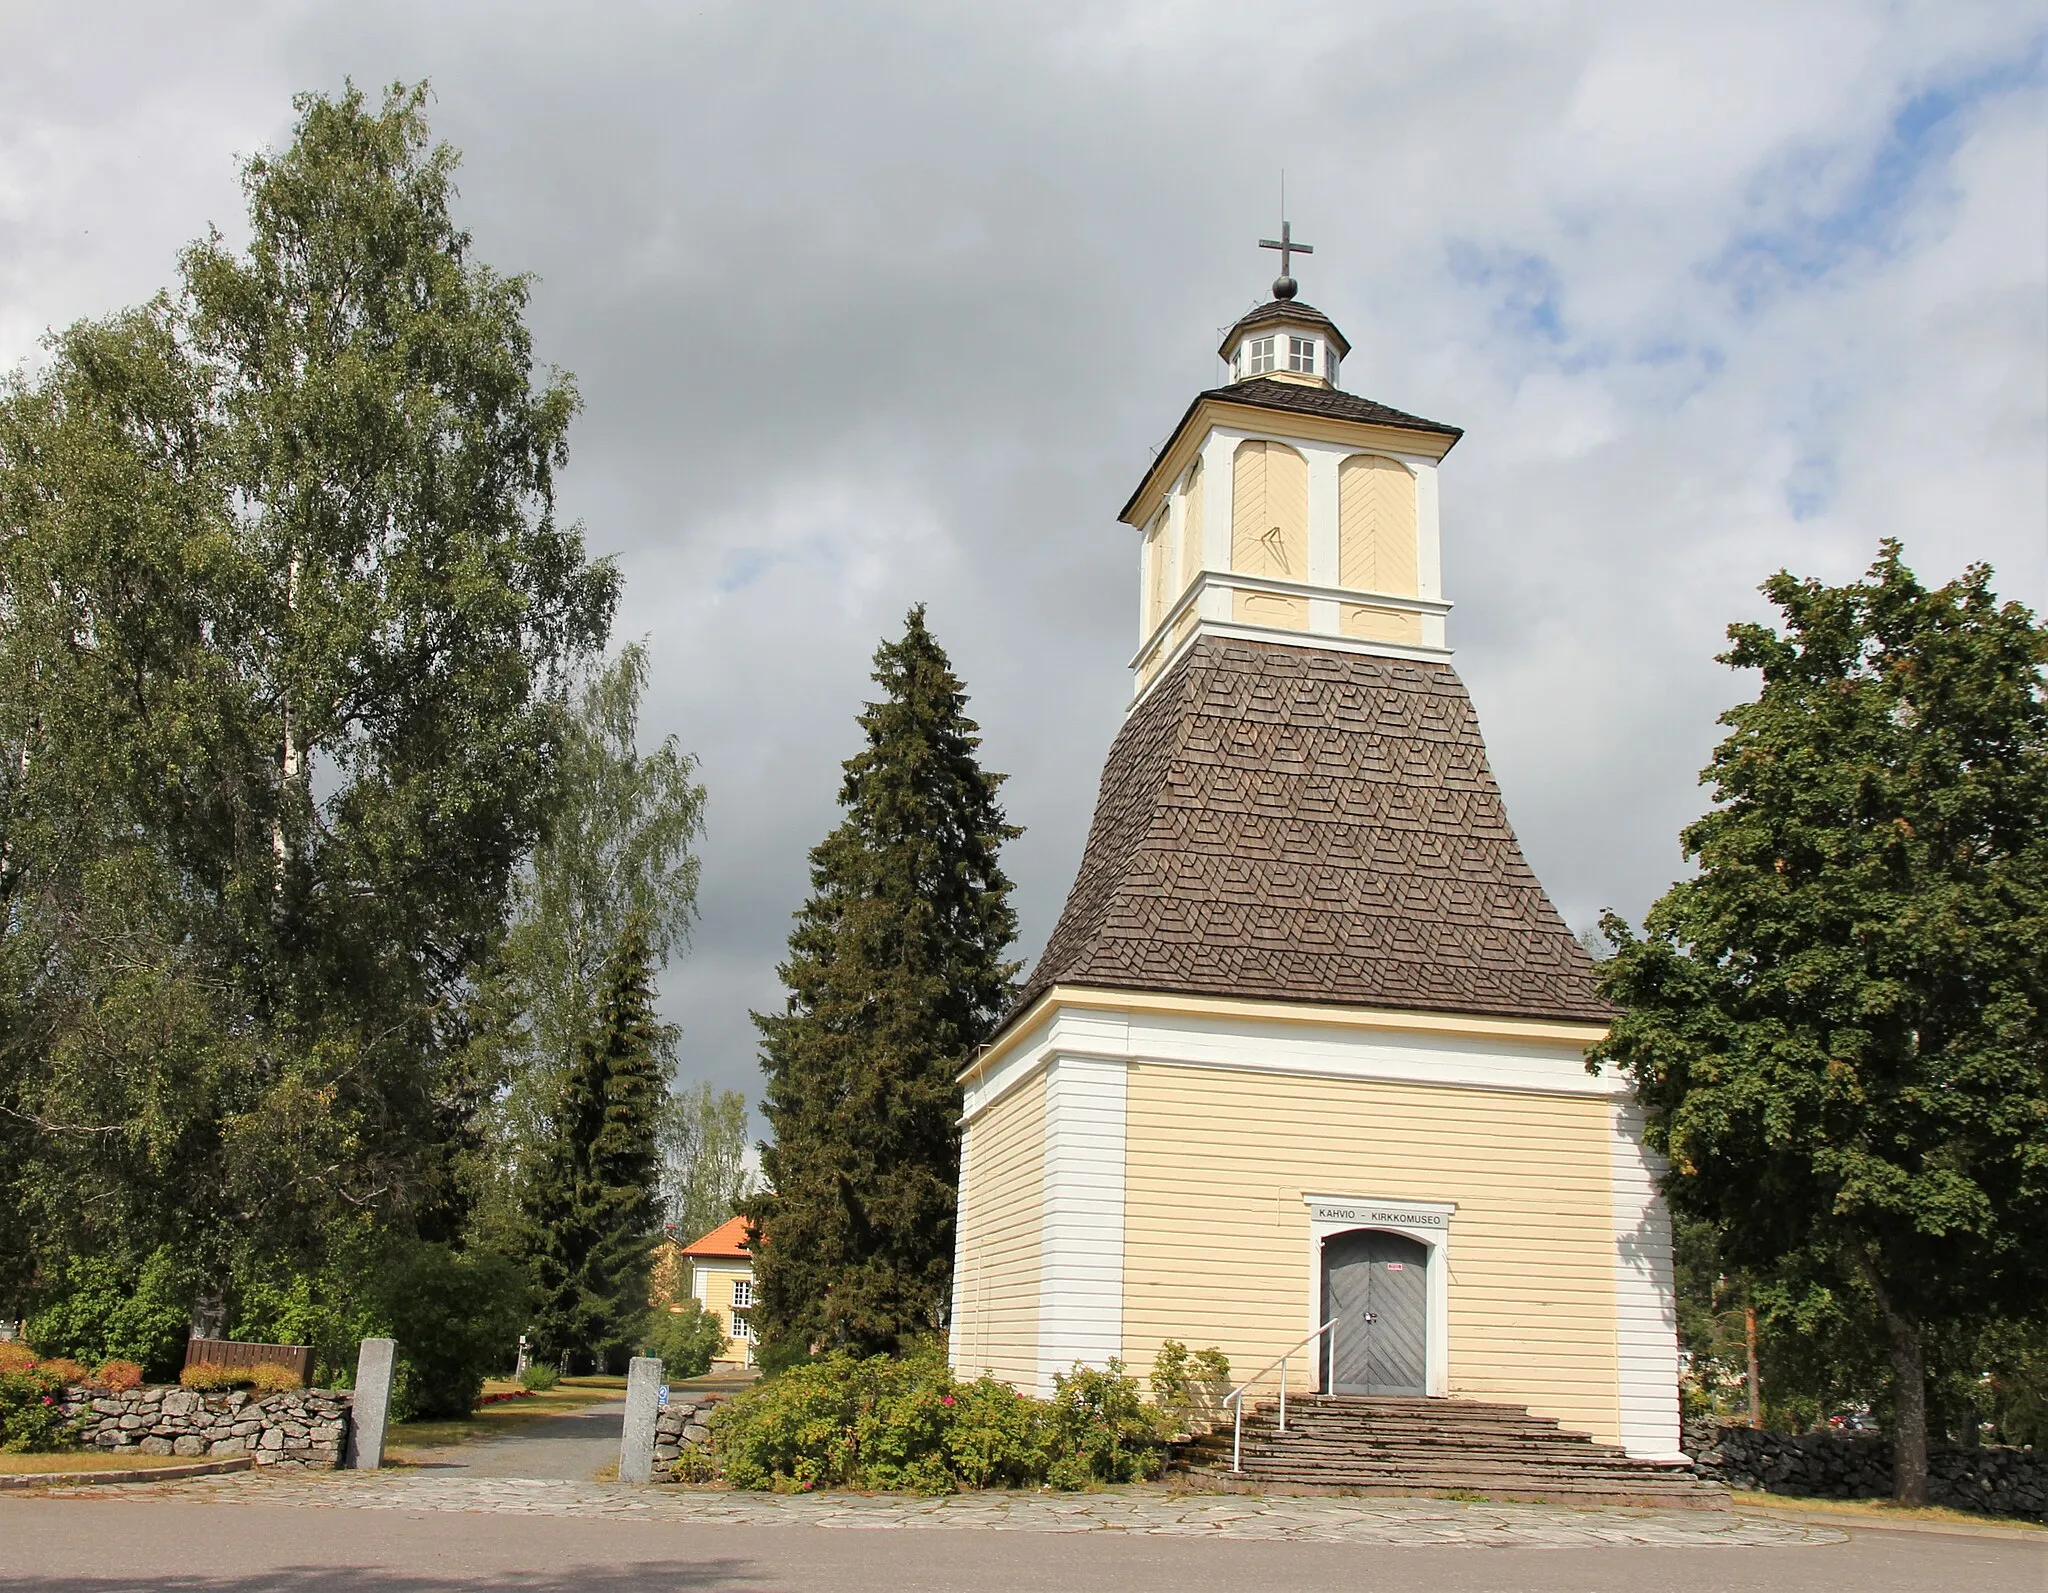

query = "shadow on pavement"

[{"left": 0, "top": 1567, "right": 761, "bottom": 1593}]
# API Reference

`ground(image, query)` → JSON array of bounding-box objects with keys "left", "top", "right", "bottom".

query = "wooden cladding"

[
  {"left": 1231, "top": 440, "right": 1309, "bottom": 630},
  {"left": 1338, "top": 454, "right": 1418, "bottom": 596},
  {"left": 183, "top": 1336, "right": 314, "bottom": 1386},
  {"left": 1178, "top": 457, "right": 1204, "bottom": 601}
]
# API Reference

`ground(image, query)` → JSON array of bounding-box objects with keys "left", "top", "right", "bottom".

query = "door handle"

[{"left": 1360, "top": 1313, "right": 1377, "bottom": 1324}]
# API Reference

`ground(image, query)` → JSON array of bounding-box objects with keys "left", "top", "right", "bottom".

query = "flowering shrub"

[
  {"left": 92, "top": 1360, "right": 145, "bottom": 1393},
  {"left": 0, "top": 1364, "right": 78, "bottom": 1453},
  {"left": 0, "top": 1343, "right": 40, "bottom": 1375},
  {"left": 179, "top": 1360, "right": 304, "bottom": 1394},
  {"left": 709, "top": 1348, "right": 1166, "bottom": 1494}
]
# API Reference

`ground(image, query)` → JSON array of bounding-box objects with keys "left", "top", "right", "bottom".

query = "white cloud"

[{"left": 3, "top": 1, "right": 2042, "bottom": 1117}]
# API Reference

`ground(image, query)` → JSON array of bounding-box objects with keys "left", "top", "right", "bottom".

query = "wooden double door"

[{"left": 1321, "top": 1229, "right": 1429, "bottom": 1396}]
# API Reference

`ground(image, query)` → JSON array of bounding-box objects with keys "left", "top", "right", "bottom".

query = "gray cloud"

[{"left": 4, "top": 1, "right": 2044, "bottom": 1129}]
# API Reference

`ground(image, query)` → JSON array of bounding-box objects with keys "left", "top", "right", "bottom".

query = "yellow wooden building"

[
  {"left": 948, "top": 253, "right": 1681, "bottom": 1461},
  {"left": 680, "top": 1216, "right": 758, "bottom": 1370}
]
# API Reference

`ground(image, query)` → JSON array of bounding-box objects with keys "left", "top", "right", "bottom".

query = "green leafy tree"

[
  {"left": 521, "top": 918, "right": 669, "bottom": 1371},
  {"left": 1592, "top": 543, "right": 2048, "bottom": 1503},
  {"left": 23, "top": 1247, "right": 198, "bottom": 1382},
  {"left": 661, "top": 1082, "right": 756, "bottom": 1245},
  {"left": 747, "top": 607, "right": 1020, "bottom": 1359},
  {"left": 640, "top": 1297, "right": 729, "bottom": 1379},
  {"left": 466, "top": 642, "right": 704, "bottom": 1252},
  {"left": 0, "top": 81, "right": 614, "bottom": 1319}
]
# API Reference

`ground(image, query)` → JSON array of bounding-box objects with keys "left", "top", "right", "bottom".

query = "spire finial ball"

[{"left": 1272, "top": 274, "right": 1298, "bottom": 301}]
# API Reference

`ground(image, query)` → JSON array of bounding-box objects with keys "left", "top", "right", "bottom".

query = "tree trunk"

[
  {"left": 1871, "top": 1280, "right": 1929, "bottom": 1505},
  {"left": 1745, "top": 1300, "right": 1762, "bottom": 1428}
]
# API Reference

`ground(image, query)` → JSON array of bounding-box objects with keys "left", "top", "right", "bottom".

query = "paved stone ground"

[{"left": 19, "top": 1467, "right": 1843, "bottom": 1547}]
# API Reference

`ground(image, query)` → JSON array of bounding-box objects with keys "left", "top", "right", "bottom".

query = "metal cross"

[{"left": 1260, "top": 219, "right": 1313, "bottom": 282}]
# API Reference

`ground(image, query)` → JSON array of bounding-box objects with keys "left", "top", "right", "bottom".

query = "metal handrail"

[{"left": 1222, "top": 1318, "right": 1338, "bottom": 1473}]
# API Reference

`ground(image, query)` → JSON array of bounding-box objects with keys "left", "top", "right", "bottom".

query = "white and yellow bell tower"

[
  {"left": 951, "top": 230, "right": 1685, "bottom": 1471},
  {"left": 1123, "top": 224, "right": 1462, "bottom": 695}
]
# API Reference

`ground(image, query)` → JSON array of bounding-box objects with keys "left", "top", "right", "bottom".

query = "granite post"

[
  {"left": 619, "top": 1356, "right": 663, "bottom": 1484},
  {"left": 349, "top": 1337, "right": 396, "bottom": 1471}
]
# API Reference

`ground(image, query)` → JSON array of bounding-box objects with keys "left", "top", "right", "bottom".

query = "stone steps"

[{"left": 1179, "top": 1395, "right": 1726, "bottom": 1509}]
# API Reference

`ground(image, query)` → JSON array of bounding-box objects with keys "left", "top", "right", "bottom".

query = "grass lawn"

[
  {"left": 382, "top": 1375, "right": 627, "bottom": 1458},
  {"left": 0, "top": 1450, "right": 219, "bottom": 1475},
  {"left": 1732, "top": 1490, "right": 2045, "bottom": 1533}
]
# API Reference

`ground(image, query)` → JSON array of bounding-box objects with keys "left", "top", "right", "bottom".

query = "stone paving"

[{"left": 19, "top": 1467, "right": 1846, "bottom": 1548}]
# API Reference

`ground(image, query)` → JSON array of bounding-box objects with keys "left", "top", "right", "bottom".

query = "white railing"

[{"left": 1222, "top": 1318, "right": 1338, "bottom": 1474}]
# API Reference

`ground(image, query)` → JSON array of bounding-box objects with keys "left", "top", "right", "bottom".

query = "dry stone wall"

[
  {"left": 1684, "top": 1419, "right": 2045, "bottom": 1521},
  {"left": 651, "top": 1392, "right": 726, "bottom": 1480},
  {"left": 60, "top": 1384, "right": 352, "bottom": 1469}
]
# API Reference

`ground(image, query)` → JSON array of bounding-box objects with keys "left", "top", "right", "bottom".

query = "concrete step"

[
  {"left": 1210, "top": 1447, "right": 1700, "bottom": 1479},
  {"left": 1174, "top": 1395, "right": 1727, "bottom": 1511},
  {"left": 1185, "top": 1466, "right": 1728, "bottom": 1509}
]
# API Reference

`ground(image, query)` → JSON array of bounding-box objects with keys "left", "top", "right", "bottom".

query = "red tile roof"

[{"left": 678, "top": 1215, "right": 753, "bottom": 1259}]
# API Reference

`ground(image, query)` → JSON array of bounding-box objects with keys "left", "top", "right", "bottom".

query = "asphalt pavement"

[
  {"left": 401, "top": 1399, "right": 629, "bottom": 1481},
  {"left": 2, "top": 1491, "right": 2039, "bottom": 1592}
]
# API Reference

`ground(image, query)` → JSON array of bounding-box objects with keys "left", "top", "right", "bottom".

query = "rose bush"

[{"left": 0, "top": 1363, "right": 78, "bottom": 1452}]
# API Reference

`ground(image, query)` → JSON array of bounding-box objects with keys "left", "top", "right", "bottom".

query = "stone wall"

[
  {"left": 651, "top": 1391, "right": 726, "bottom": 1480},
  {"left": 60, "top": 1384, "right": 353, "bottom": 1469},
  {"left": 1684, "top": 1419, "right": 2045, "bottom": 1521}
]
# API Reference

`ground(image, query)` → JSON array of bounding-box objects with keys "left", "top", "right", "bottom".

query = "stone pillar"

[
  {"left": 349, "top": 1338, "right": 397, "bottom": 1471},
  {"left": 619, "top": 1356, "right": 663, "bottom": 1484}
]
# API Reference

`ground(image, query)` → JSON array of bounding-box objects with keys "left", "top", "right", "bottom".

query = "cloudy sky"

[{"left": 4, "top": 2, "right": 2044, "bottom": 1122}]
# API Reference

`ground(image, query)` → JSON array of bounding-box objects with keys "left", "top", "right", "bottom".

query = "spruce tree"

[
  {"left": 748, "top": 607, "right": 1020, "bottom": 1359},
  {"left": 521, "top": 917, "right": 669, "bottom": 1371}
]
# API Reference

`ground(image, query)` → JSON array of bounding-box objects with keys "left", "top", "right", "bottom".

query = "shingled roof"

[
  {"left": 1207, "top": 377, "right": 1464, "bottom": 439},
  {"left": 1009, "top": 635, "right": 1610, "bottom": 1028}
]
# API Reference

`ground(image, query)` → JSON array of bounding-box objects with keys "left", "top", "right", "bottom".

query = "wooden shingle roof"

[{"left": 1010, "top": 636, "right": 1609, "bottom": 1027}]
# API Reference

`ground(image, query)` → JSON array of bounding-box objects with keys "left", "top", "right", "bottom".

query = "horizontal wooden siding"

[
  {"left": 1121, "top": 1063, "right": 1622, "bottom": 1445},
  {"left": 952, "top": 1071, "right": 1045, "bottom": 1387}
]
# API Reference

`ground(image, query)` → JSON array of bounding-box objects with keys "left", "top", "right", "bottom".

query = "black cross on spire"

[{"left": 1260, "top": 219, "right": 1312, "bottom": 302}]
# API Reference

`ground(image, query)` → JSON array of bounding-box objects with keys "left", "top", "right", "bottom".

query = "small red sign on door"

[{"left": 1384, "top": 1262, "right": 1405, "bottom": 1270}]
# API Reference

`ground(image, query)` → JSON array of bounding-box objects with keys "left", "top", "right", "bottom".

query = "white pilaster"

[
  {"left": 1036, "top": 1054, "right": 1127, "bottom": 1394},
  {"left": 1413, "top": 460, "right": 1443, "bottom": 603},
  {"left": 1305, "top": 444, "right": 1341, "bottom": 586},
  {"left": 947, "top": 1114, "right": 976, "bottom": 1374},
  {"left": 1611, "top": 1101, "right": 1684, "bottom": 1461},
  {"left": 1201, "top": 431, "right": 1233, "bottom": 575}
]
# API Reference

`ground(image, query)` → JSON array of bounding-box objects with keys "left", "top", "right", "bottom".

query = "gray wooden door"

[{"left": 1322, "top": 1230, "right": 1428, "bottom": 1396}]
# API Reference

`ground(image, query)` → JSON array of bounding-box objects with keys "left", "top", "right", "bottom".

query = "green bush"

[
  {"left": 1046, "top": 1360, "right": 1163, "bottom": 1487},
  {"left": 709, "top": 1349, "right": 1164, "bottom": 1494},
  {"left": 24, "top": 1247, "right": 195, "bottom": 1382},
  {"left": 519, "top": 1363, "right": 560, "bottom": 1392},
  {"left": 0, "top": 1365, "right": 79, "bottom": 1453},
  {"left": 378, "top": 1243, "right": 531, "bottom": 1420},
  {"left": 640, "top": 1301, "right": 728, "bottom": 1380},
  {"left": 1148, "top": 1340, "right": 1231, "bottom": 1435},
  {"left": 752, "top": 1336, "right": 815, "bottom": 1378}
]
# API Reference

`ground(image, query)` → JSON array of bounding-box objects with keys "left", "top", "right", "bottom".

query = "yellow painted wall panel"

[
  {"left": 1234, "top": 589, "right": 1309, "bottom": 630},
  {"left": 1341, "top": 602, "right": 1424, "bottom": 644},
  {"left": 1120, "top": 1064, "right": 1622, "bottom": 1445},
  {"left": 1145, "top": 511, "right": 1170, "bottom": 633},
  {"left": 1179, "top": 460, "right": 1204, "bottom": 599},
  {"left": 1338, "top": 455, "right": 1418, "bottom": 596},
  {"left": 953, "top": 1073, "right": 1046, "bottom": 1387},
  {"left": 1231, "top": 440, "right": 1308, "bottom": 584}
]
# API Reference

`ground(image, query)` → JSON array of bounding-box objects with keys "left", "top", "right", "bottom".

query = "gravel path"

[{"left": 399, "top": 1398, "right": 628, "bottom": 1480}]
